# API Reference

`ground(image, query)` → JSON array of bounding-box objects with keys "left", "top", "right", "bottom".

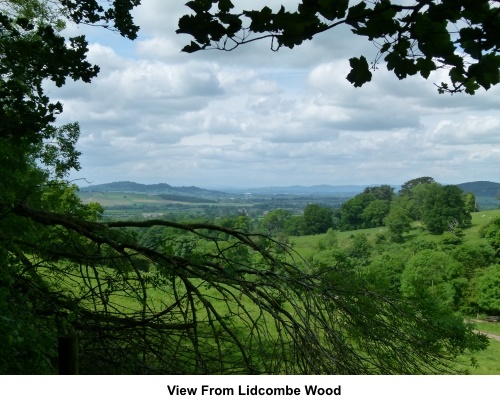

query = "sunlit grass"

[{"left": 461, "top": 340, "right": 500, "bottom": 374}]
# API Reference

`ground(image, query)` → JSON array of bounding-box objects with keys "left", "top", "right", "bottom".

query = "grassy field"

[
  {"left": 461, "top": 321, "right": 500, "bottom": 374},
  {"left": 290, "top": 209, "right": 500, "bottom": 258},
  {"left": 77, "top": 191, "right": 257, "bottom": 218},
  {"left": 47, "top": 207, "right": 500, "bottom": 374},
  {"left": 52, "top": 259, "right": 500, "bottom": 374},
  {"left": 78, "top": 191, "right": 167, "bottom": 206}
]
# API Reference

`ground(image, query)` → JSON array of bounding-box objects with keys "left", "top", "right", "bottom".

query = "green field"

[
  {"left": 77, "top": 191, "right": 225, "bottom": 207},
  {"left": 289, "top": 209, "right": 500, "bottom": 258},
  {"left": 461, "top": 321, "right": 500, "bottom": 374},
  {"left": 42, "top": 206, "right": 500, "bottom": 374}
]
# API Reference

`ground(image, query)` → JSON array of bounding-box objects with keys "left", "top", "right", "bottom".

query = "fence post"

[{"left": 58, "top": 335, "right": 79, "bottom": 374}]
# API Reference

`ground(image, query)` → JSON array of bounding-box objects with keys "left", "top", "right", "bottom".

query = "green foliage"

[
  {"left": 364, "top": 184, "right": 394, "bottom": 201},
  {"left": 421, "top": 184, "right": 472, "bottom": 234},
  {"left": 464, "top": 192, "right": 478, "bottom": 213},
  {"left": 362, "top": 199, "right": 390, "bottom": 228},
  {"left": 312, "top": 247, "right": 353, "bottom": 273},
  {"left": 346, "top": 56, "right": 372, "bottom": 87},
  {"left": 347, "top": 233, "right": 372, "bottom": 264},
  {"left": 284, "top": 215, "right": 305, "bottom": 236},
  {"left": 401, "top": 250, "right": 466, "bottom": 309},
  {"left": 217, "top": 214, "right": 253, "bottom": 233},
  {"left": 0, "top": 0, "right": 141, "bottom": 374},
  {"left": 441, "top": 231, "right": 464, "bottom": 247},
  {"left": 340, "top": 185, "right": 393, "bottom": 230},
  {"left": 293, "top": 209, "right": 500, "bottom": 327},
  {"left": 364, "top": 247, "right": 408, "bottom": 293},
  {"left": 178, "top": 1, "right": 500, "bottom": 93},
  {"left": 316, "top": 228, "right": 338, "bottom": 251},
  {"left": 260, "top": 208, "right": 292, "bottom": 237},
  {"left": 409, "top": 239, "right": 437, "bottom": 253},
  {"left": 0, "top": 10, "right": 98, "bottom": 149},
  {"left": 450, "top": 243, "right": 496, "bottom": 275},
  {"left": 303, "top": 203, "right": 333, "bottom": 235},
  {"left": 384, "top": 203, "right": 412, "bottom": 242},
  {"left": 340, "top": 193, "right": 374, "bottom": 230},
  {"left": 484, "top": 216, "right": 500, "bottom": 256},
  {"left": 475, "top": 265, "right": 500, "bottom": 314},
  {"left": 399, "top": 176, "right": 436, "bottom": 197},
  {"left": 0, "top": 252, "right": 57, "bottom": 373}
]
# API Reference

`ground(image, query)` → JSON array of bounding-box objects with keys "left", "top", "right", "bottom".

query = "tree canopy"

[
  {"left": 420, "top": 184, "right": 472, "bottom": 233},
  {"left": 340, "top": 185, "right": 394, "bottom": 230},
  {"left": 177, "top": 0, "right": 500, "bottom": 94}
]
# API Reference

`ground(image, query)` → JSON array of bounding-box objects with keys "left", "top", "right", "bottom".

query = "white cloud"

[
  {"left": 48, "top": 1, "right": 500, "bottom": 188},
  {"left": 431, "top": 116, "right": 500, "bottom": 145}
]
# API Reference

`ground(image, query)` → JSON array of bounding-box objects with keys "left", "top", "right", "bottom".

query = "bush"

[{"left": 475, "top": 265, "right": 500, "bottom": 315}]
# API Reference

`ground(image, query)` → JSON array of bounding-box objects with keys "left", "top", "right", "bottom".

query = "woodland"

[{"left": 1, "top": 0, "right": 500, "bottom": 374}]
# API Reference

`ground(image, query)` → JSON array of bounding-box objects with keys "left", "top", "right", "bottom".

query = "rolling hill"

[{"left": 79, "top": 181, "right": 228, "bottom": 199}]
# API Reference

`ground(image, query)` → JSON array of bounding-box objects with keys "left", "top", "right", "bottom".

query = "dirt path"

[
  {"left": 471, "top": 320, "right": 500, "bottom": 342},
  {"left": 479, "top": 332, "right": 500, "bottom": 342}
]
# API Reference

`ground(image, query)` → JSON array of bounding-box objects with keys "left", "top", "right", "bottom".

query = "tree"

[
  {"left": 1, "top": 0, "right": 489, "bottom": 374},
  {"left": 396, "top": 177, "right": 437, "bottom": 220},
  {"left": 347, "top": 233, "right": 372, "bottom": 264},
  {"left": 340, "top": 192, "right": 375, "bottom": 230},
  {"left": 484, "top": 216, "right": 500, "bottom": 256},
  {"left": 362, "top": 199, "right": 391, "bottom": 228},
  {"left": 177, "top": 0, "right": 500, "bottom": 94},
  {"left": 303, "top": 203, "right": 333, "bottom": 235},
  {"left": 260, "top": 208, "right": 293, "bottom": 236},
  {"left": 284, "top": 214, "right": 306, "bottom": 236},
  {"left": 474, "top": 265, "right": 500, "bottom": 315},
  {"left": 420, "top": 184, "right": 472, "bottom": 234},
  {"left": 316, "top": 227, "right": 338, "bottom": 251},
  {"left": 384, "top": 204, "right": 412, "bottom": 242},
  {"left": 364, "top": 247, "right": 408, "bottom": 294},
  {"left": 398, "top": 176, "right": 436, "bottom": 197},
  {"left": 401, "top": 250, "right": 467, "bottom": 310},
  {"left": 450, "top": 242, "right": 496, "bottom": 276},
  {"left": 340, "top": 186, "right": 393, "bottom": 230},
  {"left": 464, "top": 192, "right": 479, "bottom": 213},
  {"left": 363, "top": 184, "right": 394, "bottom": 202}
]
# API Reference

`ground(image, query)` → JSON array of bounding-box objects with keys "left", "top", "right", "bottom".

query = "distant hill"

[
  {"left": 80, "top": 181, "right": 389, "bottom": 197},
  {"left": 79, "top": 180, "right": 500, "bottom": 202},
  {"left": 456, "top": 181, "right": 500, "bottom": 210},
  {"left": 456, "top": 181, "right": 500, "bottom": 197},
  {"left": 218, "top": 184, "right": 389, "bottom": 195},
  {"left": 79, "top": 181, "right": 228, "bottom": 198}
]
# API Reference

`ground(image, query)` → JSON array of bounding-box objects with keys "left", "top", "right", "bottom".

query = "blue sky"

[{"left": 51, "top": 0, "right": 500, "bottom": 189}]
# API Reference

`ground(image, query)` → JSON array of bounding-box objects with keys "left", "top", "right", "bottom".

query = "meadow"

[
  {"left": 462, "top": 322, "right": 500, "bottom": 374},
  {"left": 289, "top": 209, "right": 500, "bottom": 258}
]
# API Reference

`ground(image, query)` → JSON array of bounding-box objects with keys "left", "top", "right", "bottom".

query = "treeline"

[
  {"left": 162, "top": 177, "right": 477, "bottom": 239},
  {"left": 253, "top": 177, "right": 479, "bottom": 238}
]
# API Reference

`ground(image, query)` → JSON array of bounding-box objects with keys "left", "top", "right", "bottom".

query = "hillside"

[
  {"left": 457, "top": 181, "right": 500, "bottom": 197},
  {"left": 78, "top": 180, "right": 500, "bottom": 213},
  {"left": 457, "top": 181, "right": 500, "bottom": 210},
  {"left": 79, "top": 181, "right": 228, "bottom": 198},
  {"left": 221, "top": 184, "right": 373, "bottom": 194}
]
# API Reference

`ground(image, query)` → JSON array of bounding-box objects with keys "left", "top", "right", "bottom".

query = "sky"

[{"left": 50, "top": 0, "right": 500, "bottom": 190}]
